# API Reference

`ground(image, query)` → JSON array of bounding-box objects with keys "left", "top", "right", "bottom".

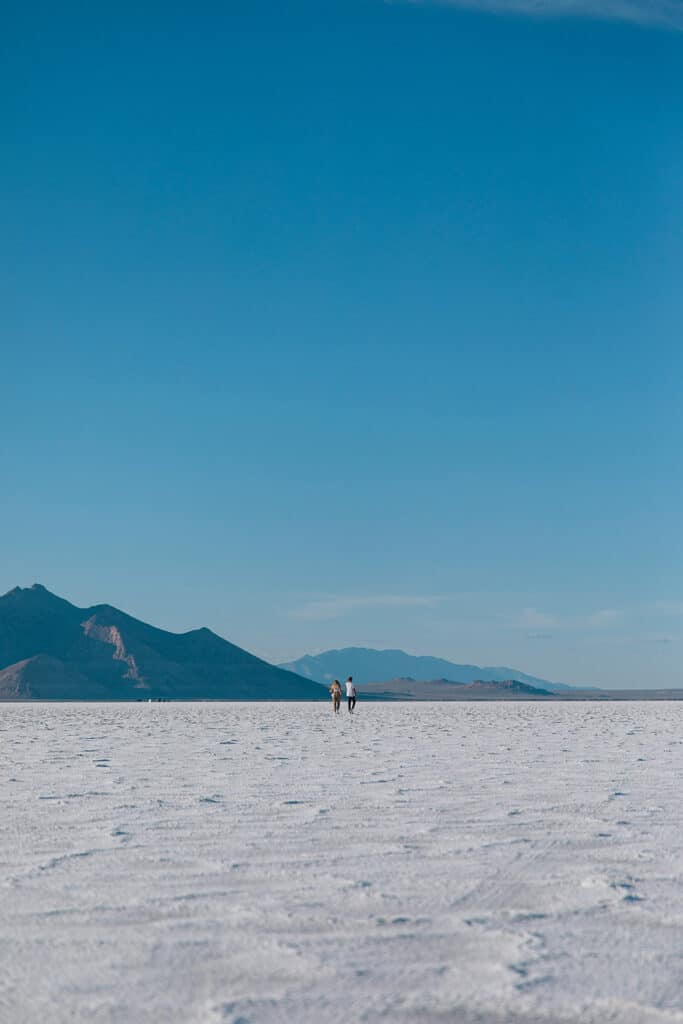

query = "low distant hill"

[
  {"left": 360, "top": 677, "right": 552, "bottom": 700},
  {"left": 0, "top": 584, "right": 326, "bottom": 701},
  {"left": 280, "top": 647, "right": 588, "bottom": 694}
]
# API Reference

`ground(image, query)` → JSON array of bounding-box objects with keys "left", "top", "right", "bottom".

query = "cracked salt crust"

[{"left": 1, "top": 701, "right": 682, "bottom": 1024}]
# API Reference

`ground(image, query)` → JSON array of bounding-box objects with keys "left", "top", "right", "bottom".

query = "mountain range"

[
  {"left": 0, "top": 585, "right": 597, "bottom": 702},
  {"left": 0, "top": 584, "right": 325, "bottom": 701},
  {"left": 279, "top": 647, "right": 584, "bottom": 694}
]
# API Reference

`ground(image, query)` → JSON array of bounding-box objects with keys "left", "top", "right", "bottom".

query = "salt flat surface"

[{"left": 2, "top": 702, "right": 683, "bottom": 1024}]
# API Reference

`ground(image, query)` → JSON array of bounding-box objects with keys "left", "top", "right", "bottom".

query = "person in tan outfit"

[{"left": 330, "top": 679, "right": 342, "bottom": 713}]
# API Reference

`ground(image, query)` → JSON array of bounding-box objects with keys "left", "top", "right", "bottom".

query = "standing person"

[
  {"left": 346, "top": 676, "right": 356, "bottom": 713},
  {"left": 330, "top": 679, "right": 342, "bottom": 713}
]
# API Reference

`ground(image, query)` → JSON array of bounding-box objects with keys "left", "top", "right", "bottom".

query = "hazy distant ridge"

[
  {"left": 280, "top": 647, "right": 584, "bottom": 693},
  {"left": 359, "top": 677, "right": 552, "bottom": 700}
]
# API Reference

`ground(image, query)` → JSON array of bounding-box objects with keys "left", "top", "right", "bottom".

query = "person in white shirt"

[{"left": 345, "top": 676, "right": 356, "bottom": 713}]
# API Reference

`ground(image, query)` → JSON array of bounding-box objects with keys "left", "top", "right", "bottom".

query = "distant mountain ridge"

[
  {"left": 0, "top": 584, "right": 325, "bottom": 701},
  {"left": 280, "top": 647, "right": 586, "bottom": 693},
  {"left": 359, "top": 677, "right": 552, "bottom": 700}
]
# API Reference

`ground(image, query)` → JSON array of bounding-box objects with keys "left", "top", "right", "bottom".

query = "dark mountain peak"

[
  {"left": 0, "top": 583, "right": 78, "bottom": 615},
  {"left": 3, "top": 582, "right": 54, "bottom": 600},
  {"left": 86, "top": 603, "right": 134, "bottom": 622},
  {"left": 183, "top": 626, "right": 220, "bottom": 640}
]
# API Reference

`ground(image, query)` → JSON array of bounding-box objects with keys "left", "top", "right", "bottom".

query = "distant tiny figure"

[
  {"left": 330, "top": 679, "right": 342, "bottom": 713},
  {"left": 346, "top": 676, "right": 356, "bottom": 713}
]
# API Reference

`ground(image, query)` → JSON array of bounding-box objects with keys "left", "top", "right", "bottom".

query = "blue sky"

[{"left": 3, "top": 1, "right": 683, "bottom": 687}]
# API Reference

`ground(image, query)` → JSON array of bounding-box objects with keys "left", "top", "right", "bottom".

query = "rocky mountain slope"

[{"left": 0, "top": 585, "right": 325, "bottom": 701}]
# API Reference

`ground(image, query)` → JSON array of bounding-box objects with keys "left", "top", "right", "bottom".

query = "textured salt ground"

[{"left": 1, "top": 703, "right": 683, "bottom": 1024}]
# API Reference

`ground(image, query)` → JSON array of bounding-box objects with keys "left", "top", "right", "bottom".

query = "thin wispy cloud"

[
  {"left": 289, "top": 594, "right": 445, "bottom": 622},
  {"left": 517, "top": 606, "right": 621, "bottom": 630},
  {"left": 403, "top": 0, "right": 683, "bottom": 30}
]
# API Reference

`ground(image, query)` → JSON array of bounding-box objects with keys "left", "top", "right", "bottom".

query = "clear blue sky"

[{"left": 3, "top": 1, "right": 683, "bottom": 687}]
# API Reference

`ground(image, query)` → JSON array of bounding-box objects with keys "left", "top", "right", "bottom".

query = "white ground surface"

[{"left": 2, "top": 702, "right": 683, "bottom": 1024}]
